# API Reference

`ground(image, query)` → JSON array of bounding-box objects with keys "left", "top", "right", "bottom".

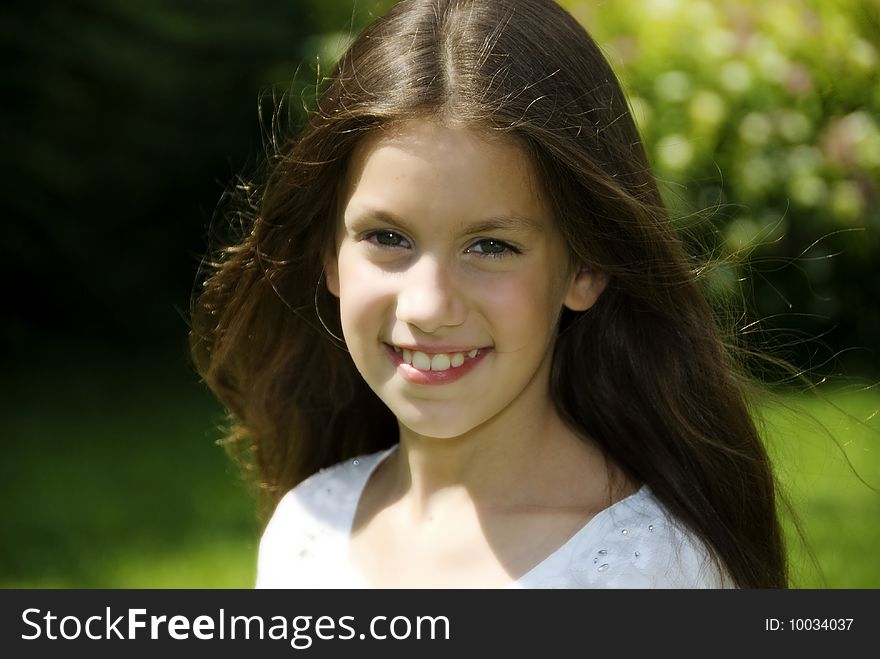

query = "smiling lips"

[{"left": 385, "top": 344, "right": 489, "bottom": 385}]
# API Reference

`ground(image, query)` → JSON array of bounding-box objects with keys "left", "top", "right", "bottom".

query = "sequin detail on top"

[{"left": 511, "top": 492, "right": 730, "bottom": 589}]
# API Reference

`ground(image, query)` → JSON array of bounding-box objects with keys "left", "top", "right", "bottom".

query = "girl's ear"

[
  {"left": 563, "top": 266, "right": 608, "bottom": 312},
  {"left": 323, "top": 250, "right": 340, "bottom": 298}
]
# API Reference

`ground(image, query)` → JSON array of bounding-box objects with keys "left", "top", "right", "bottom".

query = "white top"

[{"left": 256, "top": 446, "right": 731, "bottom": 589}]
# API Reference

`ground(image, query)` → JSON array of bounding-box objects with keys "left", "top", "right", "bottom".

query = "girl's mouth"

[{"left": 383, "top": 344, "right": 491, "bottom": 385}]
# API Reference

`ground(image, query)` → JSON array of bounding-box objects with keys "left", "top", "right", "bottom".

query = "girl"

[{"left": 191, "top": 0, "right": 787, "bottom": 588}]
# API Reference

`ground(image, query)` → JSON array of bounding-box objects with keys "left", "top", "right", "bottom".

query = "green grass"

[
  {"left": 2, "top": 349, "right": 877, "bottom": 588},
  {"left": 0, "top": 348, "right": 260, "bottom": 588},
  {"left": 761, "top": 385, "right": 880, "bottom": 588}
]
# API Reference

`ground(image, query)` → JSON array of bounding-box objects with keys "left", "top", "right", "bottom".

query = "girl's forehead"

[
  {"left": 364, "top": 118, "right": 506, "bottom": 147},
  {"left": 343, "top": 119, "right": 549, "bottom": 220}
]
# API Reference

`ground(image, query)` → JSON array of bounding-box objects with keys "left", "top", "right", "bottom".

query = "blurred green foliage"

[
  {"left": 1, "top": 0, "right": 876, "bottom": 373},
  {"left": 561, "top": 0, "right": 879, "bottom": 374}
]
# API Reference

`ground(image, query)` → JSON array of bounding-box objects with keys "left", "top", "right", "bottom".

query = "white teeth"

[
  {"left": 396, "top": 346, "right": 482, "bottom": 371},
  {"left": 412, "top": 351, "right": 432, "bottom": 370},
  {"left": 430, "top": 354, "right": 451, "bottom": 371}
]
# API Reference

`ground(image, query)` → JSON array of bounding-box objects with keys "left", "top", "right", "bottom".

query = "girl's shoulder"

[
  {"left": 517, "top": 486, "right": 734, "bottom": 589},
  {"left": 272, "top": 449, "right": 391, "bottom": 525},
  {"left": 254, "top": 447, "right": 393, "bottom": 588}
]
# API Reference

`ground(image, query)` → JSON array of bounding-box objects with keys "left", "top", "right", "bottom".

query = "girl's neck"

[{"left": 387, "top": 392, "right": 617, "bottom": 523}]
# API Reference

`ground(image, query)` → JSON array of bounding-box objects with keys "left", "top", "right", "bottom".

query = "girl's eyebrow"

[
  {"left": 346, "top": 208, "right": 544, "bottom": 234},
  {"left": 346, "top": 208, "right": 409, "bottom": 231},
  {"left": 463, "top": 215, "right": 543, "bottom": 235}
]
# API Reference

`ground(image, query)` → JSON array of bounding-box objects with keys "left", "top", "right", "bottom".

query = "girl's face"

[{"left": 326, "top": 120, "right": 604, "bottom": 439}]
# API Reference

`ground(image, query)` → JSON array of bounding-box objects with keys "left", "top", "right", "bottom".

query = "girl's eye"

[
  {"left": 366, "top": 230, "right": 411, "bottom": 249},
  {"left": 466, "top": 239, "right": 519, "bottom": 258}
]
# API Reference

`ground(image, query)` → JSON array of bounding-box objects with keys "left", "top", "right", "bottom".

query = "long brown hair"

[{"left": 190, "top": 0, "right": 787, "bottom": 588}]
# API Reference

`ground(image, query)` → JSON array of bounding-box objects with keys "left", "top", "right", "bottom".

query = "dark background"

[{"left": 1, "top": 0, "right": 394, "bottom": 361}]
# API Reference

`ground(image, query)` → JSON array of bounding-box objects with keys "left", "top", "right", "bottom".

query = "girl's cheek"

[
  {"left": 337, "top": 245, "right": 379, "bottom": 294},
  {"left": 478, "top": 270, "right": 551, "bottom": 314},
  {"left": 338, "top": 253, "right": 397, "bottom": 313},
  {"left": 478, "top": 269, "right": 566, "bottom": 347}
]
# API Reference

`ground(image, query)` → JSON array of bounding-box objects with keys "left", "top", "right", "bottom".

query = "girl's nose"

[{"left": 395, "top": 256, "right": 467, "bottom": 333}]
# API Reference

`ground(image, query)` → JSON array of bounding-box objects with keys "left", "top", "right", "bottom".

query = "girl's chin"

[
  {"left": 386, "top": 406, "right": 486, "bottom": 440},
  {"left": 399, "top": 425, "right": 477, "bottom": 440}
]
